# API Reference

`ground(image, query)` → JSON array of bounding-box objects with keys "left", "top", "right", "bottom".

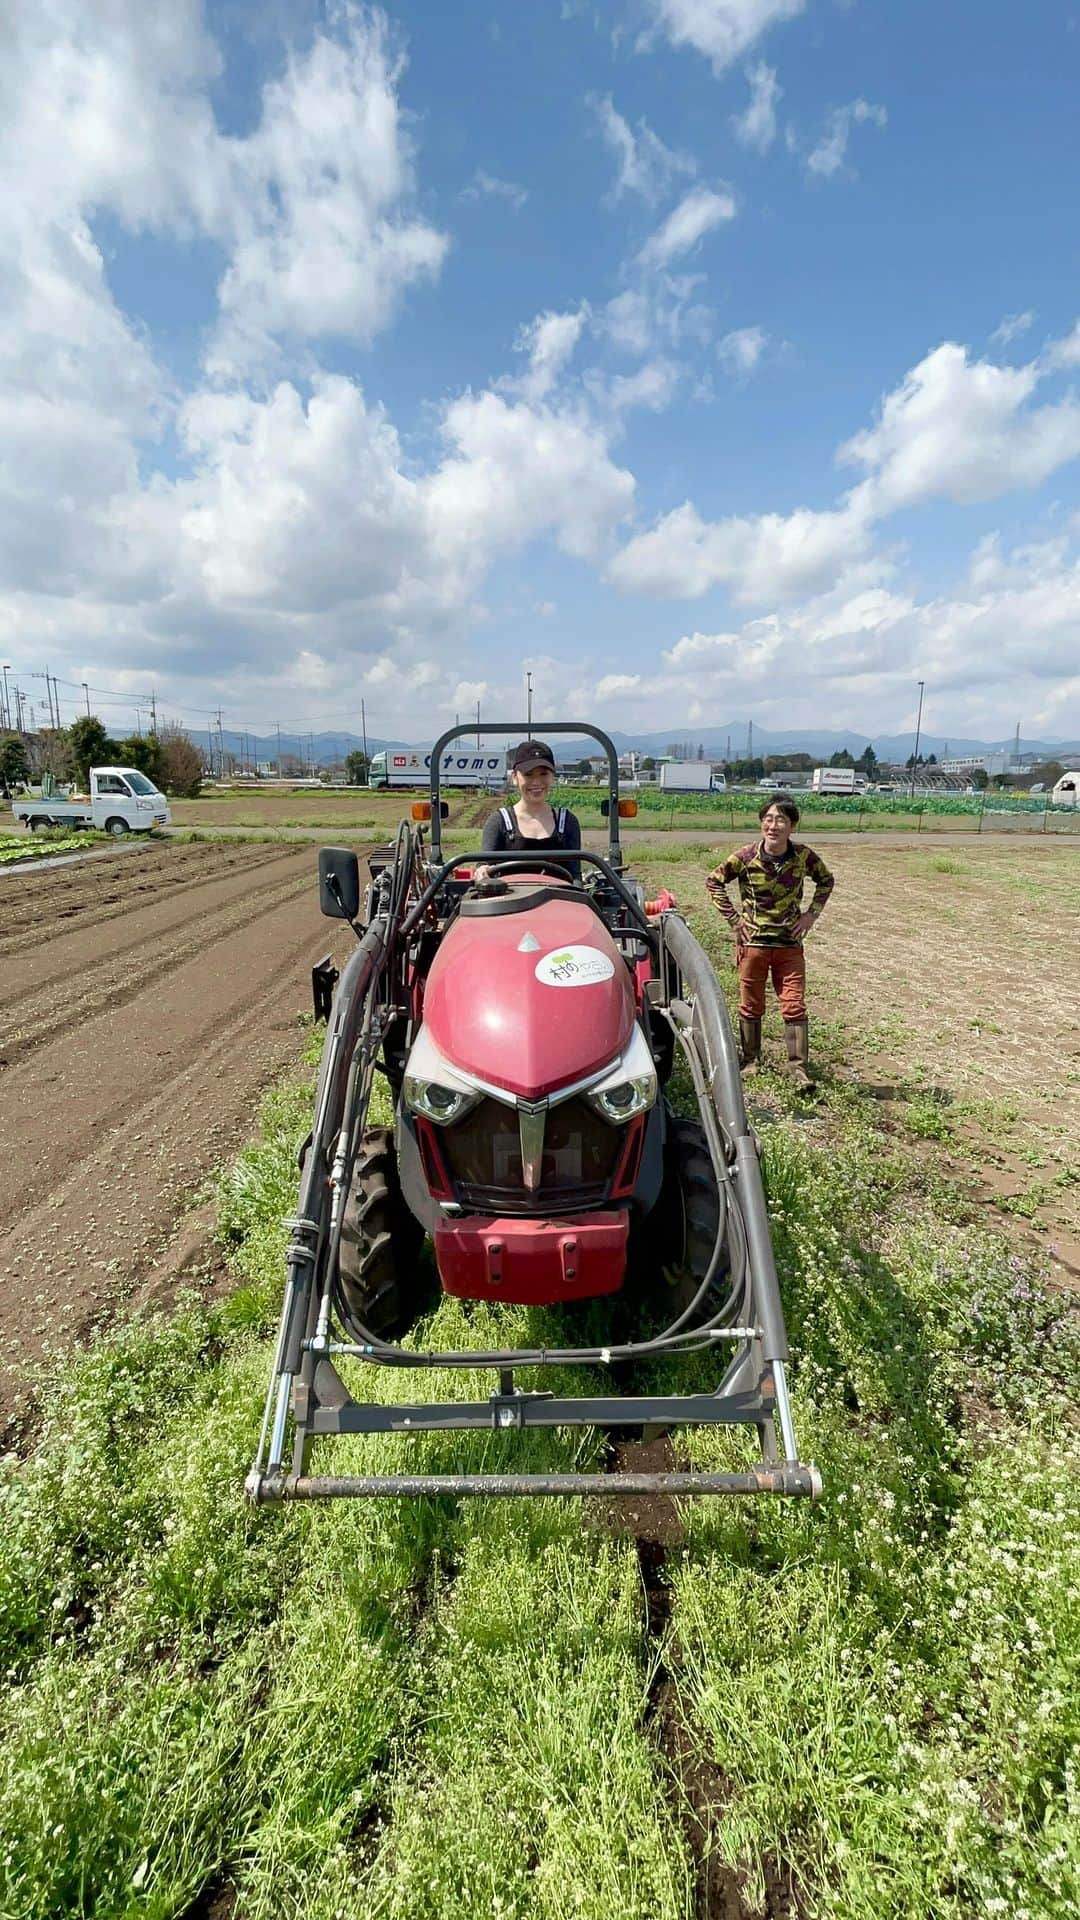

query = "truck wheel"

[
  {"left": 104, "top": 816, "right": 129, "bottom": 837},
  {"left": 335, "top": 1126, "right": 426, "bottom": 1340}
]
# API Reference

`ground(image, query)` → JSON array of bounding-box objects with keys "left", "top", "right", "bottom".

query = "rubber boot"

[
  {"left": 785, "top": 1019, "right": 812, "bottom": 1091},
  {"left": 738, "top": 1015, "right": 762, "bottom": 1076}
]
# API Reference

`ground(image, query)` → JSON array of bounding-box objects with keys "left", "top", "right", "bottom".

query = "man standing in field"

[{"left": 706, "top": 794, "right": 835, "bottom": 1089}]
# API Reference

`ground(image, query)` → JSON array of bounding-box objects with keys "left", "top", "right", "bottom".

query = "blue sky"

[{"left": 2, "top": 0, "right": 1079, "bottom": 747}]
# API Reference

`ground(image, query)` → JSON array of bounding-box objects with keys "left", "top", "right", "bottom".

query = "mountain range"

[{"left": 209, "top": 724, "right": 1080, "bottom": 767}]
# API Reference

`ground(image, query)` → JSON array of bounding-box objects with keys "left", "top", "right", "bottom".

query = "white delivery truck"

[
  {"left": 369, "top": 747, "right": 507, "bottom": 789},
  {"left": 659, "top": 761, "right": 715, "bottom": 793},
  {"left": 811, "top": 767, "right": 858, "bottom": 794},
  {"left": 14, "top": 767, "right": 171, "bottom": 836},
  {"left": 1050, "top": 771, "right": 1080, "bottom": 808}
]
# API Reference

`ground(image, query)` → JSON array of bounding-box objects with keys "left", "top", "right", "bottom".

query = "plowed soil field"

[{"left": 0, "top": 840, "right": 351, "bottom": 1427}]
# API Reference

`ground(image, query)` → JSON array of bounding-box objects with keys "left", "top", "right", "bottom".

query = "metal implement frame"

[{"left": 246, "top": 739, "right": 820, "bottom": 1505}]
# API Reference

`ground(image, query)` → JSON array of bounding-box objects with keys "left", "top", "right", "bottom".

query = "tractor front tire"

[
  {"left": 336, "top": 1126, "right": 425, "bottom": 1340},
  {"left": 659, "top": 1114, "right": 727, "bottom": 1320}
]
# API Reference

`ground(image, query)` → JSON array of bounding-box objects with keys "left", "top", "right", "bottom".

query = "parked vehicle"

[
  {"left": 659, "top": 760, "right": 715, "bottom": 792},
  {"left": 13, "top": 767, "right": 171, "bottom": 836},
  {"left": 1050, "top": 771, "right": 1080, "bottom": 808},
  {"left": 247, "top": 720, "right": 819, "bottom": 1506},
  {"left": 811, "top": 767, "right": 858, "bottom": 794},
  {"left": 369, "top": 747, "right": 506, "bottom": 789}
]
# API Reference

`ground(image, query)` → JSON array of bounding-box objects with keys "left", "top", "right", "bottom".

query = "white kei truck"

[{"left": 14, "top": 767, "right": 171, "bottom": 836}]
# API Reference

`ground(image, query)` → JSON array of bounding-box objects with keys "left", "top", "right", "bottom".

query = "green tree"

[
  {"left": 345, "top": 749, "right": 371, "bottom": 784},
  {"left": 117, "top": 733, "right": 165, "bottom": 785},
  {"left": 1029, "top": 760, "right": 1065, "bottom": 788},
  {"left": 641, "top": 756, "right": 656, "bottom": 771},
  {"left": 828, "top": 748, "right": 856, "bottom": 768},
  {"left": 0, "top": 734, "right": 29, "bottom": 788},
  {"left": 67, "top": 715, "right": 116, "bottom": 788},
  {"left": 765, "top": 752, "right": 814, "bottom": 773},
  {"left": 855, "top": 745, "right": 878, "bottom": 775}
]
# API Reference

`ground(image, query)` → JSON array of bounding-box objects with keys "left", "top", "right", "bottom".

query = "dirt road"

[{"left": 0, "top": 840, "right": 351, "bottom": 1426}]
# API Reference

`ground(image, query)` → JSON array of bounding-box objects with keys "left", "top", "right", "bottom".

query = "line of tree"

[{"left": 1, "top": 715, "right": 203, "bottom": 798}]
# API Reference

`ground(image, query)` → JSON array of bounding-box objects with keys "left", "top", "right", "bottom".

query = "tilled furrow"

[
  {"left": 0, "top": 847, "right": 313, "bottom": 1012},
  {"left": 0, "top": 863, "right": 318, "bottom": 1072},
  {"left": 0, "top": 844, "right": 301, "bottom": 956}
]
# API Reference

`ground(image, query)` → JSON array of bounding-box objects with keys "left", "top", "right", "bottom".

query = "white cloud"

[
  {"left": 841, "top": 342, "right": 1080, "bottom": 515},
  {"left": 806, "top": 99, "right": 887, "bottom": 180},
  {"left": 595, "top": 672, "right": 642, "bottom": 696},
  {"left": 589, "top": 94, "right": 696, "bottom": 202},
  {"left": 648, "top": 533, "right": 1080, "bottom": 731},
  {"left": 428, "top": 388, "right": 635, "bottom": 565},
  {"left": 1044, "top": 318, "right": 1080, "bottom": 372},
  {"left": 512, "top": 308, "right": 589, "bottom": 401},
  {"left": 609, "top": 496, "right": 872, "bottom": 603},
  {"left": 732, "top": 62, "right": 781, "bottom": 152},
  {"left": 587, "top": 359, "right": 682, "bottom": 415},
  {"left": 599, "top": 276, "right": 713, "bottom": 358},
  {"left": 717, "top": 325, "right": 768, "bottom": 378},
  {"left": 643, "top": 1, "right": 804, "bottom": 75},
  {"left": 460, "top": 169, "right": 529, "bottom": 210},
  {"left": 208, "top": 10, "right": 449, "bottom": 374},
  {"left": 990, "top": 310, "right": 1036, "bottom": 349},
  {"left": 611, "top": 334, "right": 1080, "bottom": 611},
  {"left": 636, "top": 186, "right": 737, "bottom": 270}
]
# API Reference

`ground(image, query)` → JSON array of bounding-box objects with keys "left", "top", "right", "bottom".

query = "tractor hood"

[{"left": 421, "top": 887, "right": 635, "bottom": 1100}]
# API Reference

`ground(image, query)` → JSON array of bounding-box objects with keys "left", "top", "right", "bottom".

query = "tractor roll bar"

[{"left": 428, "top": 720, "right": 623, "bottom": 869}]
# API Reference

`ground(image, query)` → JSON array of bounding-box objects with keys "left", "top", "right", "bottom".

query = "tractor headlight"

[
  {"left": 404, "top": 1077, "right": 480, "bottom": 1126},
  {"left": 585, "top": 1025, "right": 657, "bottom": 1125},
  {"left": 591, "top": 1074, "right": 656, "bottom": 1123},
  {"left": 402, "top": 1029, "right": 484, "bottom": 1127}
]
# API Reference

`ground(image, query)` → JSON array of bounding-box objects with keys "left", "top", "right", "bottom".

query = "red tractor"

[{"left": 247, "top": 723, "right": 819, "bottom": 1503}]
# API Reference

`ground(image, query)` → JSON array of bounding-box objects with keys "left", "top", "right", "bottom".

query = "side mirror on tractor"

[
  {"left": 319, "top": 847, "right": 361, "bottom": 921},
  {"left": 600, "top": 798, "right": 638, "bottom": 818}
]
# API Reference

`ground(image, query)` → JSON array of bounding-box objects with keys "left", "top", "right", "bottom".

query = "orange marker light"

[
  {"left": 411, "top": 801, "right": 432, "bottom": 821},
  {"left": 618, "top": 798, "right": 638, "bottom": 817}
]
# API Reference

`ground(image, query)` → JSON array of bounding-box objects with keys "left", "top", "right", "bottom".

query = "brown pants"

[{"left": 738, "top": 944, "right": 806, "bottom": 1022}]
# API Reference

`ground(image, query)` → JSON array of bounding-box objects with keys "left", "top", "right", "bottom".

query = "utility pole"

[
  {"left": 476, "top": 700, "right": 481, "bottom": 748},
  {"left": 14, "top": 685, "right": 25, "bottom": 732},
  {"left": 32, "top": 670, "right": 56, "bottom": 728},
  {"left": 361, "top": 699, "right": 368, "bottom": 764},
  {"left": 216, "top": 709, "right": 225, "bottom": 777},
  {"left": 51, "top": 674, "right": 61, "bottom": 727},
  {"left": 526, "top": 671, "right": 533, "bottom": 731},
  {"left": 1, "top": 663, "right": 10, "bottom": 731},
  {"left": 207, "top": 724, "right": 215, "bottom": 777},
  {"left": 150, "top": 690, "right": 157, "bottom": 735},
  {"left": 276, "top": 722, "right": 282, "bottom": 778},
  {"left": 82, "top": 682, "right": 91, "bottom": 717},
  {"left": 910, "top": 680, "right": 925, "bottom": 798}
]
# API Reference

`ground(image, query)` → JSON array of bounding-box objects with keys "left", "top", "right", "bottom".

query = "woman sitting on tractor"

[{"left": 475, "top": 739, "right": 581, "bottom": 879}]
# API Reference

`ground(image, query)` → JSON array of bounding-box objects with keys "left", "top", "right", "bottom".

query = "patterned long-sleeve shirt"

[{"left": 705, "top": 839, "right": 835, "bottom": 947}]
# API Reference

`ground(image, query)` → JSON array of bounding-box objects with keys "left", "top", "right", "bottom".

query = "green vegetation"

[
  {"left": 1, "top": 867, "right": 1077, "bottom": 1918},
  {"left": 0, "top": 828, "right": 106, "bottom": 865}
]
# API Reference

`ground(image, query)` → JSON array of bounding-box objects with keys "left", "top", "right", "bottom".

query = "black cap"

[{"left": 510, "top": 739, "right": 556, "bottom": 774}]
